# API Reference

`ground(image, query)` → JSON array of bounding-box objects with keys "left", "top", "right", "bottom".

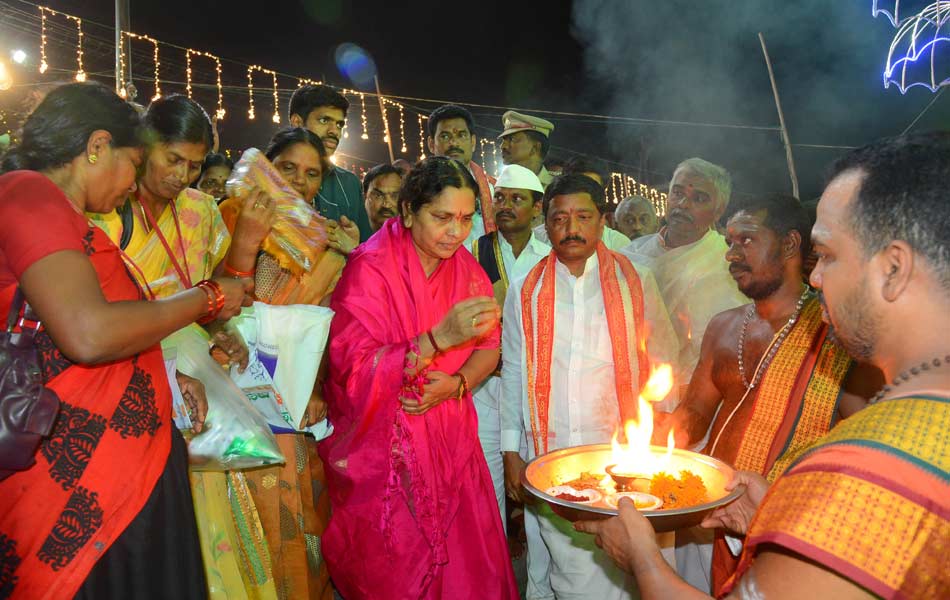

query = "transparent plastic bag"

[
  {"left": 165, "top": 326, "right": 284, "bottom": 471},
  {"left": 225, "top": 147, "right": 330, "bottom": 273}
]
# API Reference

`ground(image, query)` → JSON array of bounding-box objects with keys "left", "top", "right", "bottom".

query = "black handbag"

[{"left": 0, "top": 288, "right": 61, "bottom": 481}]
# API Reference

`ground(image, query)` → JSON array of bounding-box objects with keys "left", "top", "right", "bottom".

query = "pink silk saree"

[{"left": 318, "top": 219, "right": 518, "bottom": 599}]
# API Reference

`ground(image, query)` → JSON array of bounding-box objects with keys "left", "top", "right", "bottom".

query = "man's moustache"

[
  {"left": 560, "top": 236, "right": 586, "bottom": 245},
  {"left": 447, "top": 147, "right": 463, "bottom": 154},
  {"left": 378, "top": 208, "right": 396, "bottom": 217},
  {"left": 670, "top": 209, "right": 693, "bottom": 222},
  {"left": 729, "top": 264, "right": 751, "bottom": 274},
  {"left": 495, "top": 210, "right": 516, "bottom": 220}
]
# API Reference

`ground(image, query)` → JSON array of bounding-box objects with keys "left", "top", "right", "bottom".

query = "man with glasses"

[
  {"left": 427, "top": 104, "right": 497, "bottom": 246},
  {"left": 290, "top": 84, "right": 373, "bottom": 241},
  {"left": 362, "top": 163, "right": 403, "bottom": 232}
]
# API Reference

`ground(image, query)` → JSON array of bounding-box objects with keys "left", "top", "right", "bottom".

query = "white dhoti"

[
  {"left": 675, "top": 526, "right": 715, "bottom": 593},
  {"left": 526, "top": 504, "right": 678, "bottom": 600},
  {"left": 535, "top": 503, "right": 638, "bottom": 600},
  {"left": 474, "top": 376, "right": 506, "bottom": 528}
]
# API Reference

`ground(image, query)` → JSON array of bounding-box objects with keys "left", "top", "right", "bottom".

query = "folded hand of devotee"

[
  {"left": 431, "top": 296, "right": 501, "bottom": 349},
  {"left": 175, "top": 370, "right": 209, "bottom": 433},
  {"left": 209, "top": 327, "right": 250, "bottom": 372},
  {"left": 326, "top": 216, "right": 359, "bottom": 255},
  {"left": 232, "top": 185, "right": 277, "bottom": 252},
  {"left": 700, "top": 470, "right": 769, "bottom": 536},
  {"left": 400, "top": 371, "right": 462, "bottom": 415},
  {"left": 574, "top": 497, "right": 661, "bottom": 575}
]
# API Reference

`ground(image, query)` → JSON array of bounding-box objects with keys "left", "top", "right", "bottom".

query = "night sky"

[{"left": 1, "top": 0, "right": 948, "bottom": 201}]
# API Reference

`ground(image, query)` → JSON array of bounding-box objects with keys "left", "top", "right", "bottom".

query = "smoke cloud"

[{"left": 571, "top": 1, "right": 902, "bottom": 201}]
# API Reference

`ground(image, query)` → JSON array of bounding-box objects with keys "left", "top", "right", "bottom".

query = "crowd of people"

[{"left": 0, "top": 79, "right": 947, "bottom": 600}]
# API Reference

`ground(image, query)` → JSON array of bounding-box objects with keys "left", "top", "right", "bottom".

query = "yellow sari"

[{"left": 90, "top": 188, "right": 279, "bottom": 600}]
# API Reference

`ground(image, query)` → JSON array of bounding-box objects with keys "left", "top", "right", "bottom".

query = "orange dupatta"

[
  {"left": 521, "top": 242, "right": 650, "bottom": 455},
  {"left": 469, "top": 161, "right": 497, "bottom": 234}
]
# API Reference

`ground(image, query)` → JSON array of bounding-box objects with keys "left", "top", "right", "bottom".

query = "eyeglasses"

[{"left": 370, "top": 189, "right": 399, "bottom": 202}]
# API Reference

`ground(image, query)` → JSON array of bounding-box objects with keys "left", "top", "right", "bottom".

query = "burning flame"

[{"left": 610, "top": 364, "right": 675, "bottom": 477}]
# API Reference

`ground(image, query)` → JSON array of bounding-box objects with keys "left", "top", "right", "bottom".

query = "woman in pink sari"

[{"left": 319, "top": 157, "right": 518, "bottom": 599}]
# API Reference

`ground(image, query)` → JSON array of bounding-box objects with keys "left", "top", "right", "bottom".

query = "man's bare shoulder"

[{"left": 705, "top": 303, "right": 751, "bottom": 339}]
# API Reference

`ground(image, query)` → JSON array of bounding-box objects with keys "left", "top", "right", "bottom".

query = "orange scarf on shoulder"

[
  {"left": 468, "top": 161, "right": 496, "bottom": 234},
  {"left": 520, "top": 242, "right": 650, "bottom": 455}
]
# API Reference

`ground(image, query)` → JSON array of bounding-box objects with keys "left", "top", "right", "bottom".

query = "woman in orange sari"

[{"left": 218, "top": 127, "right": 354, "bottom": 599}]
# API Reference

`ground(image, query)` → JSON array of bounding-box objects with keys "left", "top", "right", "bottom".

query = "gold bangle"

[{"left": 456, "top": 372, "right": 469, "bottom": 399}]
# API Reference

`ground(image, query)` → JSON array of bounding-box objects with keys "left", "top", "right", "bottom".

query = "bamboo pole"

[{"left": 758, "top": 32, "right": 799, "bottom": 199}]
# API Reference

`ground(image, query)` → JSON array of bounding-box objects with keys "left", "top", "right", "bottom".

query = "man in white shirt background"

[
  {"left": 471, "top": 164, "right": 551, "bottom": 528},
  {"left": 501, "top": 174, "right": 678, "bottom": 600}
]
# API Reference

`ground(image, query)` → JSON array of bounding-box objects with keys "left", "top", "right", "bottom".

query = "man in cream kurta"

[
  {"left": 621, "top": 158, "right": 748, "bottom": 391},
  {"left": 501, "top": 175, "right": 678, "bottom": 600}
]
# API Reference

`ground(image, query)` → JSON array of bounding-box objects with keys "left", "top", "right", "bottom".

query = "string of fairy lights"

[{"left": 16, "top": 3, "right": 668, "bottom": 209}]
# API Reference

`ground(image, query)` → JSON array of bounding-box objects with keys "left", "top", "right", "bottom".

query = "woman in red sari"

[
  {"left": 0, "top": 82, "right": 250, "bottom": 599},
  {"left": 319, "top": 156, "right": 519, "bottom": 599}
]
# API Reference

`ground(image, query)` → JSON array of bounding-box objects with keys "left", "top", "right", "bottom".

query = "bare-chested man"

[
  {"left": 575, "top": 131, "right": 950, "bottom": 600},
  {"left": 653, "top": 192, "right": 880, "bottom": 593}
]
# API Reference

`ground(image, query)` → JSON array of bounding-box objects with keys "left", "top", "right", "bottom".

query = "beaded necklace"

[
  {"left": 869, "top": 354, "right": 949, "bottom": 404},
  {"left": 708, "top": 285, "right": 811, "bottom": 456},
  {"left": 737, "top": 286, "right": 811, "bottom": 391}
]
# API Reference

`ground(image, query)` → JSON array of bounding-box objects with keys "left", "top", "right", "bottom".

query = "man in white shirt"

[
  {"left": 621, "top": 158, "right": 748, "bottom": 392},
  {"left": 470, "top": 164, "right": 550, "bottom": 527},
  {"left": 501, "top": 174, "right": 678, "bottom": 600},
  {"left": 533, "top": 159, "right": 632, "bottom": 251}
]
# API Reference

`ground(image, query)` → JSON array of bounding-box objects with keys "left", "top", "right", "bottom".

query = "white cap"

[{"left": 495, "top": 164, "right": 545, "bottom": 194}]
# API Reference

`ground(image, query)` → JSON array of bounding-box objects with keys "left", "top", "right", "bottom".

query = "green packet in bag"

[{"left": 165, "top": 325, "right": 284, "bottom": 470}]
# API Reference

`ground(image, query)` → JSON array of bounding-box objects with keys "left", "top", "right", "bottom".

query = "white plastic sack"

[
  {"left": 229, "top": 302, "right": 333, "bottom": 439},
  {"left": 163, "top": 325, "right": 284, "bottom": 470}
]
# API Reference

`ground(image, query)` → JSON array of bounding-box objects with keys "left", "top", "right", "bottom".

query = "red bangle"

[
  {"left": 195, "top": 279, "right": 225, "bottom": 324},
  {"left": 427, "top": 329, "right": 443, "bottom": 354},
  {"left": 222, "top": 262, "right": 255, "bottom": 278}
]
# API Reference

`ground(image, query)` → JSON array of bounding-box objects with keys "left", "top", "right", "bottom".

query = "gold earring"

[{"left": 88, "top": 154, "right": 98, "bottom": 165}]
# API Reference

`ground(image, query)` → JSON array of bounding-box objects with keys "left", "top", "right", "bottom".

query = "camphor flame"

[{"left": 610, "top": 364, "right": 675, "bottom": 477}]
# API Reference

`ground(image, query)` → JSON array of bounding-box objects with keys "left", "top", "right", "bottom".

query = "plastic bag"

[
  {"left": 164, "top": 325, "right": 284, "bottom": 470},
  {"left": 226, "top": 147, "right": 330, "bottom": 273},
  {"left": 229, "top": 302, "right": 334, "bottom": 439}
]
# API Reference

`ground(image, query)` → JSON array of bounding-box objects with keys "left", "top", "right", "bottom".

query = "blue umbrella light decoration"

[
  {"left": 884, "top": 1, "right": 950, "bottom": 92},
  {"left": 872, "top": 0, "right": 933, "bottom": 27}
]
